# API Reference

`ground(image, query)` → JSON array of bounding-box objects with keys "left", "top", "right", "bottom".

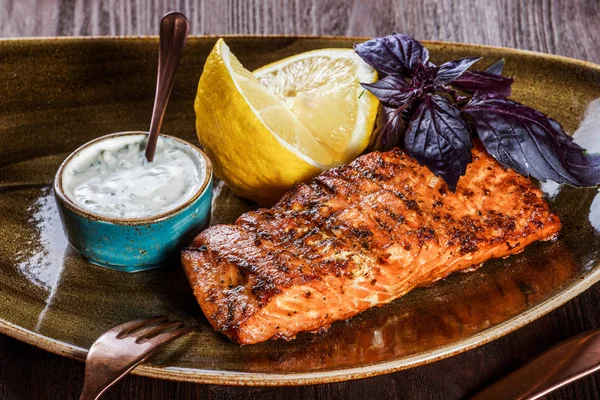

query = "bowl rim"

[{"left": 53, "top": 131, "right": 213, "bottom": 226}]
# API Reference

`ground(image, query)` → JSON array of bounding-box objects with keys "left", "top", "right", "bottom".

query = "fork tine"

[
  {"left": 144, "top": 326, "right": 198, "bottom": 347},
  {"left": 108, "top": 316, "right": 169, "bottom": 339},
  {"left": 133, "top": 321, "right": 184, "bottom": 342}
]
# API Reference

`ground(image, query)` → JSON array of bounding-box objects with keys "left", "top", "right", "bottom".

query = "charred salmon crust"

[{"left": 181, "top": 145, "right": 561, "bottom": 344}]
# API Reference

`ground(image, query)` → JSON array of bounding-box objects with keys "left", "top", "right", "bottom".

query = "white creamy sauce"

[{"left": 62, "top": 134, "right": 205, "bottom": 219}]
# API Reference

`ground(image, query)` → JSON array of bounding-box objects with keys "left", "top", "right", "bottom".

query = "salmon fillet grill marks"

[{"left": 182, "top": 145, "right": 562, "bottom": 344}]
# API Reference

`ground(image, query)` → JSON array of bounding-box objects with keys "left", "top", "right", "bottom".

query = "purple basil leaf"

[
  {"left": 354, "top": 33, "right": 429, "bottom": 75},
  {"left": 452, "top": 70, "right": 514, "bottom": 97},
  {"left": 470, "top": 90, "right": 504, "bottom": 102},
  {"left": 453, "top": 58, "right": 512, "bottom": 97},
  {"left": 434, "top": 57, "right": 481, "bottom": 85},
  {"left": 371, "top": 105, "right": 406, "bottom": 151},
  {"left": 405, "top": 95, "right": 473, "bottom": 190},
  {"left": 485, "top": 59, "right": 505, "bottom": 75},
  {"left": 361, "top": 75, "right": 418, "bottom": 107},
  {"left": 463, "top": 97, "right": 600, "bottom": 187}
]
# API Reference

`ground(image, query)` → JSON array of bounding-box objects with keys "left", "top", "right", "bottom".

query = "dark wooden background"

[{"left": 2, "top": 0, "right": 600, "bottom": 399}]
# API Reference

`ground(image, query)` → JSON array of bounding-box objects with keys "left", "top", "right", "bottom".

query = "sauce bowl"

[{"left": 54, "top": 131, "right": 213, "bottom": 272}]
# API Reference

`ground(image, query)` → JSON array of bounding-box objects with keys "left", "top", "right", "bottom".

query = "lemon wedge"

[{"left": 194, "top": 39, "right": 378, "bottom": 206}]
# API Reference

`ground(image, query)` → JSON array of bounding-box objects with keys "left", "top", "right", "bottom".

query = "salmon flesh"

[{"left": 182, "top": 146, "right": 561, "bottom": 344}]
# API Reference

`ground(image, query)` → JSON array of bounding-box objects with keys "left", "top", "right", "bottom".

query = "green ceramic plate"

[{"left": 2, "top": 36, "right": 600, "bottom": 386}]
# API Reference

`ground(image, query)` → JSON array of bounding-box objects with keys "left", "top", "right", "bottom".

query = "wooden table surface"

[{"left": 2, "top": 0, "right": 600, "bottom": 399}]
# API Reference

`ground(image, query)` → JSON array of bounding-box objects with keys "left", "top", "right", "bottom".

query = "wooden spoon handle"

[
  {"left": 145, "top": 12, "right": 189, "bottom": 162},
  {"left": 471, "top": 328, "right": 600, "bottom": 400}
]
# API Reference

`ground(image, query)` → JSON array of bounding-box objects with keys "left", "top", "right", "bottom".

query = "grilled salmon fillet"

[{"left": 182, "top": 145, "right": 561, "bottom": 344}]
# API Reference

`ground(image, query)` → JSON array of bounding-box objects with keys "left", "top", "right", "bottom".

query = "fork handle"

[
  {"left": 471, "top": 328, "right": 600, "bottom": 400},
  {"left": 79, "top": 382, "right": 112, "bottom": 400},
  {"left": 78, "top": 354, "right": 152, "bottom": 400}
]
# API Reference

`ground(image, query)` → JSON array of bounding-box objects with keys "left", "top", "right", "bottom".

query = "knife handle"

[{"left": 471, "top": 328, "right": 600, "bottom": 400}]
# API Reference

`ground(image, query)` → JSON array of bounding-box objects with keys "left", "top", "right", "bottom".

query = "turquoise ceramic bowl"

[{"left": 54, "top": 132, "right": 213, "bottom": 273}]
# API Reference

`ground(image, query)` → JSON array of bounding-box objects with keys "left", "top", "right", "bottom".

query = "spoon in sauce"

[{"left": 145, "top": 12, "right": 190, "bottom": 162}]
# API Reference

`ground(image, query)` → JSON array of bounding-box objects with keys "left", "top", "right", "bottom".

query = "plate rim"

[
  {"left": 3, "top": 34, "right": 600, "bottom": 73},
  {"left": 3, "top": 265, "right": 599, "bottom": 386},
  {"left": 2, "top": 35, "right": 600, "bottom": 386}
]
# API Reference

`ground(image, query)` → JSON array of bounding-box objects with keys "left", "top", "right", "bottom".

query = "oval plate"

[{"left": 2, "top": 36, "right": 600, "bottom": 386}]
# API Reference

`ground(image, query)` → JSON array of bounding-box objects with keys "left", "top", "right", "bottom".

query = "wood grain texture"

[
  {"left": 2, "top": 0, "right": 600, "bottom": 64},
  {"left": 2, "top": 0, "right": 600, "bottom": 399}
]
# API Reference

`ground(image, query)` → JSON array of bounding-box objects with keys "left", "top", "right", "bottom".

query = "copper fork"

[{"left": 79, "top": 316, "right": 197, "bottom": 400}]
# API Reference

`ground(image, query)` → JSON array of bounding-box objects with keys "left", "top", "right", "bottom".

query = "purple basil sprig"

[{"left": 355, "top": 33, "right": 600, "bottom": 190}]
